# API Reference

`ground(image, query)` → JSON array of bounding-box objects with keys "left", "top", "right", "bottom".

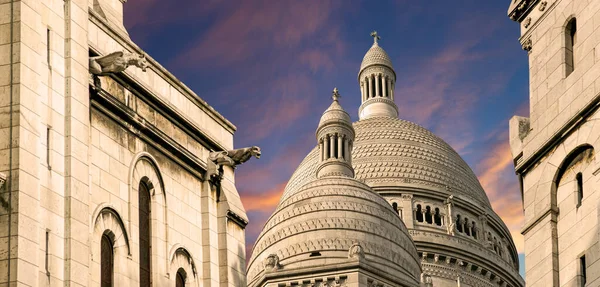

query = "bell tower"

[{"left": 358, "top": 32, "right": 398, "bottom": 120}]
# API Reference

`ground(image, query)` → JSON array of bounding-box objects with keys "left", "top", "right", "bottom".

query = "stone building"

[
  {"left": 0, "top": 0, "right": 255, "bottom": 286},
  {"left": 507, "top": 0, "right": 600, "bottom": 286},
  {"left": 248, "top": 35, "right": 524, "bottom": 287}
]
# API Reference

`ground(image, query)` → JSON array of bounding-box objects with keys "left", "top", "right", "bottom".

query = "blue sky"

[{"left": 124, "top": 0, "right": 529, "bottom": 277}]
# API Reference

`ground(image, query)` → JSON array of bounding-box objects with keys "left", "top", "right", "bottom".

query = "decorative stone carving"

[
  {"left": 206, "top": 146, "right": 261, "bottom": 201},
  {"left": 348, "top": 242, "right": 365, "bottom": 260},
  {"left": 207, "top": 146, "right": 261, "bottom": 180},
  {"left": 539, "top": 1, "right": 547, "bottom": 11},
  {"left": 420, "top": 273, "right": 433, "bottom": 287},
  {"left": 209, "top": 146, "right": 261, "bottom": 169},
  {"left": 522, "top": 38, "right": 532, "bottom": 52},
  {"left": 264, "top": 254, "right": 281, "bottom": 271},
  {"left": 444, "top": 195, "right": 455, "bottom": 235},
  {"left": 89, "top": 51, "right": 148, "bottom": 88},
  {"left": 523, "top": 17, "right": 532, "bottom": 28}
]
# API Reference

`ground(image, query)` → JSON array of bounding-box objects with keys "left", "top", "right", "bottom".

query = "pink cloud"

[
  {"left": 170, "top": 1, "right": 341, "bottom": 69},
  {"left": 475, "top": 128, "right": 524, "bottom": 252}
]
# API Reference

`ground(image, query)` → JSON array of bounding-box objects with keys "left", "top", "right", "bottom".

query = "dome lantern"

[
  {"left": 358, "top": 31, "right": 399, "bottom": 120},
  {"left": 315, "top": 88, "right": 355, "bottom": 179}
]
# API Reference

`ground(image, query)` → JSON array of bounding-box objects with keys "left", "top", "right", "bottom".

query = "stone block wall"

[{"left": 0, "top": 0, "right": 248, "bottom": 286}]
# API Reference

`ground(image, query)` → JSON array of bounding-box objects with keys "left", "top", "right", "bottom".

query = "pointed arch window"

[
  {"left": 176, "top": 268, "right": 186, "bottom": 287},
  {"left": 566, "top": 18, "right": 577, "bottom": 77},
  {"left": 101, "top": 234, "right": 114, "bottom": 287},
  {"left": 139, "top": 181, "right": 152, "bottom": 287}
]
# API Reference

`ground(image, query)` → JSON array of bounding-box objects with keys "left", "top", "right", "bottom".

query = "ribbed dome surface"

[
  {"left": 283, "top": 117, "right": 492, "bottom": 206},
  {"left": 359, "top": 43, "right": 394, "bottom": 72},
  {"left": 246, "top": 176, "right": 422, "bottom": 286}
]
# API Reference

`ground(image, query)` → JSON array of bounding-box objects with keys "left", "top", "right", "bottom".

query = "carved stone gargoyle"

[
  {"left": 206, "top": 146, "right": 261, "bottom": 199},
  {"left": 89, "top": 51, "right": 148, "bottom": 88}
]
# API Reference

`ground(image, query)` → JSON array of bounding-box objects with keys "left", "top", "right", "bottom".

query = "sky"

[{"left": 124, "top": 0, "right": 530, "bottom": 277}]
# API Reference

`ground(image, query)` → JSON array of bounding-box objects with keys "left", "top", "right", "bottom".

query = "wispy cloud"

[{"left": 476, "top": 127, "right": 524, "bottom": 252}]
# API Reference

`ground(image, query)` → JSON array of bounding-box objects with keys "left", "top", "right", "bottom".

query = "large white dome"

[{"left": 283, "top": 117, "right": 491, "bottom": 207}]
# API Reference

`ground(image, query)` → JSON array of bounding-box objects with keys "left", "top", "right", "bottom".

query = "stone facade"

[
  {"left": 508, "top": 1, "right": 600, "bottom": 287},
  {"left": 0, "top": 1, "right": 249, "bottom": 286}
]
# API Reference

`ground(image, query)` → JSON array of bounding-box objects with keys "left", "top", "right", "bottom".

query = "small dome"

[
  {"left": 318, "top": 100, "right": 352, "bottom": 128},
  {"left": 359, "top": 42, "right": 394, "bottom": 73},
  {"left": 246, "top": 176, "right": 422, "bottom": 287}
]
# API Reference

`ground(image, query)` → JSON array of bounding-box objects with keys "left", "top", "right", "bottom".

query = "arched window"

[
  {"left": 456, "top": 215, "right": 463, "bottom": 233},
  {"left": 434, "top": 208, "right": 442, "bottom": 226},
  {"left": 101, "top": 234, "right": 113, "bottom": 287},
  {"left": 425, "top": 206, "right": 432, "bottom": 224},
  {"left": 576, "top": 172, "right": 583, "bottom": 208},
  {"left": 565, "top": 18, "right": 577, "bottom": 76},
  {"left": 176, "top": 268, "right": 186, "bottom": 287},
  {"left": 416, "top": 205, "right": 423, "bottom": 222},
  {"left": 471, "top": 222, "right": 477, "bottom": 239},
  {"left": 139, "top": 181, "right": 152, "bottom": 287},
  {"left": 392, "top": 202, "right": 399, "bottom": 215}
]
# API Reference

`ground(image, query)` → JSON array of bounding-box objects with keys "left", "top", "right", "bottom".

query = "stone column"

[
  {"left": 329, "top": 134, "right": 335, "bottom": 159},
  {"left": 361, "top": 82, "right": 366, "bottom": 102},
  {"left": 348, "top": 141, "right": 353, "bottom": 165},
  {"left": 375, "top": 74, "right": 380, "bottom": 97},
  {"left": 387, "top": 78, "right": 392, "bottom": 99},
  {"left": 337, "top": 134, "right": 343, "bottom": 159},
  {"left": 323, "top": 136, "right": 329, "bottom": 160},
  {"left": 383, "top": 76, "right": 388, "bottom": 98},
  {"left": 319, "top": 140, "right": 324, "bottom": 161},
  {"left": 343, "top": 138, "right": 349, "bottom": 161},
  {"left": 391, "top": 82, "right": 395, "bottom": 100},
  {"left": 368, "top": 76, "right": 373, "bottom": 98}
]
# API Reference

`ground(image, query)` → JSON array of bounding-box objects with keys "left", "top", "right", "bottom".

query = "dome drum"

[
  {"left": 358, "top": 98, "right": 399, "bottom": 119},
  {"left": 316, "top": 158, "right": 354, "bottom": 178}
]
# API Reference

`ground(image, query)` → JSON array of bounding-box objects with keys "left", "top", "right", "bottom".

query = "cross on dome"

[
  {"left": 332, "top": 87, "right": 341, "bottom": 101},
  {"left": 370, "top": 31, "right": 380, "bottom": 44}
]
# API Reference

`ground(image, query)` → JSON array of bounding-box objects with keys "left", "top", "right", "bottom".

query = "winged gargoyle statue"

[
  {"left": 89, "top": 51, "right": 148, "bottom": 88},
  {"left": 206, "top": 146, "right": 261, "bottom": 200}
]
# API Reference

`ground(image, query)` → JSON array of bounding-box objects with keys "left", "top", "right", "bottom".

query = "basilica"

[
  {"left": 246, "top": 33, "right": 523, "bottom": 287},
  {"left": 1, "top": 0, "right": 599, "bottom": 286}
]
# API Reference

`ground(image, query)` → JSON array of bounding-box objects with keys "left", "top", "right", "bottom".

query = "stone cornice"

[
  {"left": 88, "top": 9, "right": 236, "bottom": 134},
  {"left": 250, "top": 260, "right": 418, "bottom": 287},
  {"left": 516, "top": 91, "right": 600, "bottom": 174},
  {"left": 91, "top": 85, "right": 207, "bottom": 180},
  {"left": 507, "top": 0, "right": 539, "bottom": 22},
  {"left": 520, "top": 205, "right": 558, "bottom": 235},
  {"left": 414, "top": 232, "right": 524, "bottom": 287},
  {"left": 101, "top": 63, "right": 228, "bottom": 152},
  {"left": 226, "top": 210, "right": 248, "bottom": 228}
]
